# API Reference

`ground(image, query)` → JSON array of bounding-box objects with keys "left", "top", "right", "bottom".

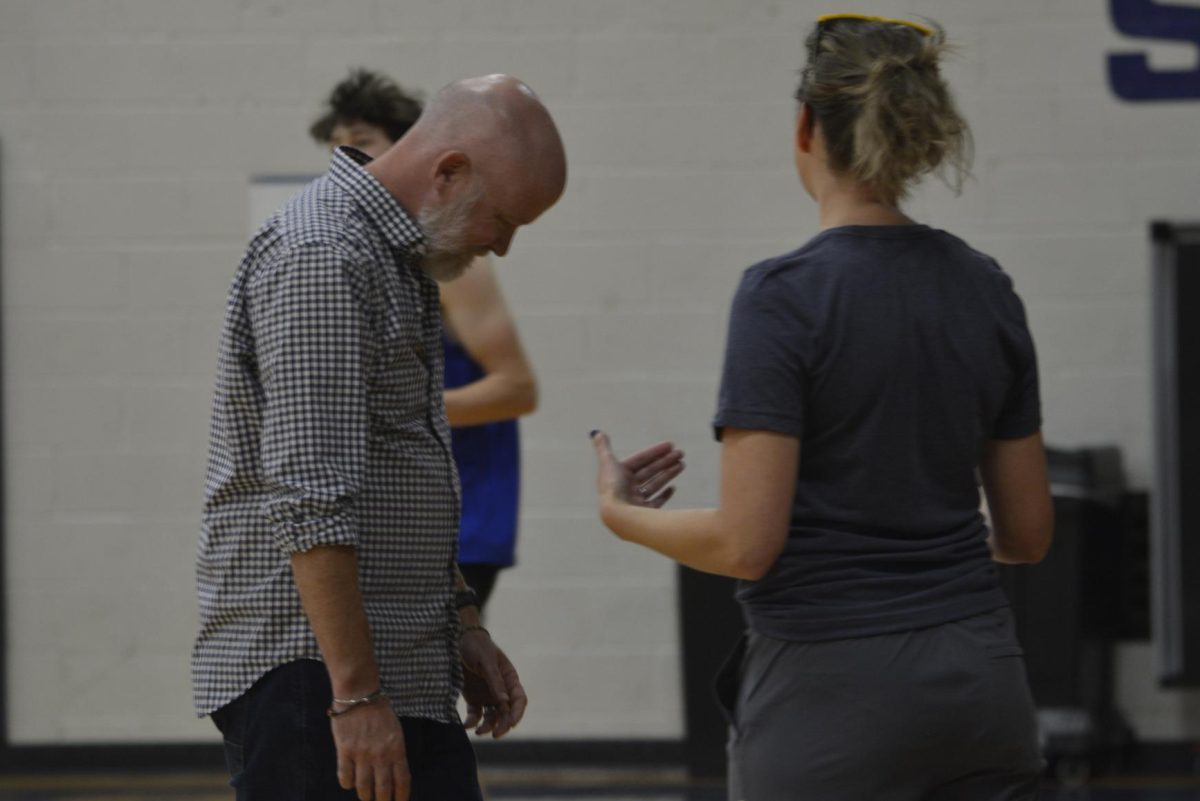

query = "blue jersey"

[{"left": 443, "top": 331, "right": 520, "bottom": 566}]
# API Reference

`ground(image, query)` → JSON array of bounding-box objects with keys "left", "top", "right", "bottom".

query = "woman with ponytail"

[{"left": 591, "top": 14, "right": 1051, "bottom": 800}]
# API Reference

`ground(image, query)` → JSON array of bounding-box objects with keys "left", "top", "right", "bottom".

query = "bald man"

[{"left": 193, "top": 76, "right": 566, "bottom": 801}]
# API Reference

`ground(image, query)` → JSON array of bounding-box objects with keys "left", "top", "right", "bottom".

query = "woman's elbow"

[
  {"left": 729, "top": 541, "right": 785, "bottom": 581},
  {"left": 1006, "top": 540, "right": 1051, "bottom": 565},
  {"left": 1023, "top": 528, "right": 1054, "bottom": 564},
  {"left": 731, "top": 561, "right": 771, "bottom": 581},
  {"left": 1023, "top": 508, "right": 1055, "bottom": 563},
  {"left": 993, "top": 520, "right": 1054, "bottom": 565}
]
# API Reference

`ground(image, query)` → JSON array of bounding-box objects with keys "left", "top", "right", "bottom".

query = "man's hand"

[
  {"left": 331, "top": 702, "right": 410, "bottom": 801},
  {"left": 460, "top": 631, "right": 527, "bottom": 737},
  {"left": 591, "top": 432, "right": 685, "bottom": 510}
]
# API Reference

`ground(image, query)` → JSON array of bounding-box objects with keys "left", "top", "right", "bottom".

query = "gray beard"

[
  {"left": 420, "top": 248, "right": 476, "bottom": 283},
  {"left": 417, "top": 184, "right": 484, "bottom": 283}
]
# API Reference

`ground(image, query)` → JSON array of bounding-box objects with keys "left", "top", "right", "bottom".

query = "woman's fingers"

[
  {"left": 647, "top": 486, "right": 676, "bottom": 509},
  {"left": 638, "top": 461, "right": 685, "bottom": 498},
  {"left": 633, "top": 449, "right": 684, "bottom": 485},
  {"left": 620, "top": 440, "right": 677, "bottom": 472},
  {"left": 589, "top": 430, "right": 616, "bottom": 460},
  {"left": 593, "top": 432, "right": 684, "bottom": 507}
]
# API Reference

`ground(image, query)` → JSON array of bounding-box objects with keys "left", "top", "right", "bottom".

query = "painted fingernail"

[{"left": 589, "top": 429, "right": 599, "bottom": 438}]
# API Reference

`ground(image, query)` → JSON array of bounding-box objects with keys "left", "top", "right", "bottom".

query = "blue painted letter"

[{"left": 1109, "top": 0, "right": 1200, "bottom": 100}]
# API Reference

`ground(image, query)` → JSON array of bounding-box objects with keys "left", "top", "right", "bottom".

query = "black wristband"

[{"left": 455, "top": 587, "right": 480, "bottom": 610}]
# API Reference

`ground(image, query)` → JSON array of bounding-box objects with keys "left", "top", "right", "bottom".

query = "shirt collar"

[{"left": 328, "top": 146, "right": 427, "bottom": 259}]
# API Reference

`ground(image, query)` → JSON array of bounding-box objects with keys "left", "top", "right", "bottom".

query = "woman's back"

[{"left": 716, "top": 224, "right": 1040, "bottom": 640}]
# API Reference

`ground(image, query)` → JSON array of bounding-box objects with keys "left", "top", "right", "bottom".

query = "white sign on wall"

[{"left": 248, "top": 175, "right": 318, "bottom": 237}]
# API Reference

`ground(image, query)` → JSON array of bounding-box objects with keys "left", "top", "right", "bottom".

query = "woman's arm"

[
  {"left": 979, "top": 432, "right": 1054, "bottom": 564},
  {"left": 592, "top": 428, "right": 799, "bottom": 580},
  {"left": 441, "top": 257, "right": 537, "bottom": 427}
]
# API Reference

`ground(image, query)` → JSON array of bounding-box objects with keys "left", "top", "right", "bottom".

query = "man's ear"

[
  {"left": 432, "top": 151, "right": 471, "bottom": 194},
  {"left": 796, "top": 104, "right": 814, "bottom": 155}
]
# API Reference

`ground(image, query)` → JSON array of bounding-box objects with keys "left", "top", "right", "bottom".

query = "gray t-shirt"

[{"left": 713, "top": 225, "right": 1040, "bottom": 642}]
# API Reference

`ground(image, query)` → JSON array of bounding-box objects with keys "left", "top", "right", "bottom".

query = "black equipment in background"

[
  {"left": 677, "top": 566, "right": 741, "bottom": 779},
  {"left": 997, "top": 446, "right": 1137, "bottom": 782},
  {"left": 1150, "top": 220, "right": 1200, "bottom": 687}
]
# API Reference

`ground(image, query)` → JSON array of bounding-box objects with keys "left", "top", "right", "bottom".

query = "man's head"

[
  {"left": 310, "top": 69, "right": 423, "bottom": 158},
  {"left": 366, "top": 75, "right": 568, "bottom": 283}
]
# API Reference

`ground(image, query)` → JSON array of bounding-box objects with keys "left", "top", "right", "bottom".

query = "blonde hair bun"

[{"left": 797, "top": 17, "right": 972, "bottom": 205}]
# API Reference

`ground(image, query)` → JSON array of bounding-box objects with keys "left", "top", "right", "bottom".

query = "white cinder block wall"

[{"left": 2, "top": 0, "right": 1198, "bottom": 744}]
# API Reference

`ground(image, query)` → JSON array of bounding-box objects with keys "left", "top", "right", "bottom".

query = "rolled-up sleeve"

[{"left": 249, "top": 243, "right": 372, "bottom": 554}]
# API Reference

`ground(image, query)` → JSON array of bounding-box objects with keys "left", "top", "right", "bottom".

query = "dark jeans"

[{"left": 211, "top": 659, "right": 482, "bottom": 801}]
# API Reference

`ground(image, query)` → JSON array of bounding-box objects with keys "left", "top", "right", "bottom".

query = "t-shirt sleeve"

[
  {"left": 991, "top": 276, "right": 1042, "bottom": 440},
  {"left": 712, "top": 269, "right": 809, "bottom": 441}
]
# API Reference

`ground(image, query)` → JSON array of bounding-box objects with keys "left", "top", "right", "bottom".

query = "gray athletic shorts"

[{"left": 716, "top": 608, "right": 1043, "bottom": 801}]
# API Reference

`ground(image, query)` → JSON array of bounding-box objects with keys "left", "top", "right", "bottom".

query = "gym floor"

[{"left": 0, "top": 769, "right": 1197, "bottom": 800}]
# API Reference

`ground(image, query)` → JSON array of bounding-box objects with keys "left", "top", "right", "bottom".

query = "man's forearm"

[{"left": 291, "top": 545, "right": 381, "bottom": 698}]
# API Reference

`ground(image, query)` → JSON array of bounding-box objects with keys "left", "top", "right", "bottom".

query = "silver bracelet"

[{"left": 327, "top": 688, "right": 388, "bottom": 718}]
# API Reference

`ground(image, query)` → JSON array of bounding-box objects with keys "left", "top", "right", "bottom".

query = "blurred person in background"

[
  {"left": 312, "top": 69, "right": 537, "bottom": 611},
  {"left": 590, "top": 14, "right": 1053, "bottom": 801},
  {"left": 194, "top": 75, "right": 566, "bottom": 801}
]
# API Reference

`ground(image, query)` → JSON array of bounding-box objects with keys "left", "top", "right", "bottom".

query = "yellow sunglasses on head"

[{"left": 816, "top": 13, "right": 933, "bottom": 36}]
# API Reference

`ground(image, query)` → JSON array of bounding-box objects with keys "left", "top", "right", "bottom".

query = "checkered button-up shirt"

[{"left": 192, "top": 147, "right": 463, "bottom": 723}]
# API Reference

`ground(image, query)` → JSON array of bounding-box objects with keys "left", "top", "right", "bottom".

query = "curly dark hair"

[{"left": 309, "top": 68, "right": 424, "bottom": 145}]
